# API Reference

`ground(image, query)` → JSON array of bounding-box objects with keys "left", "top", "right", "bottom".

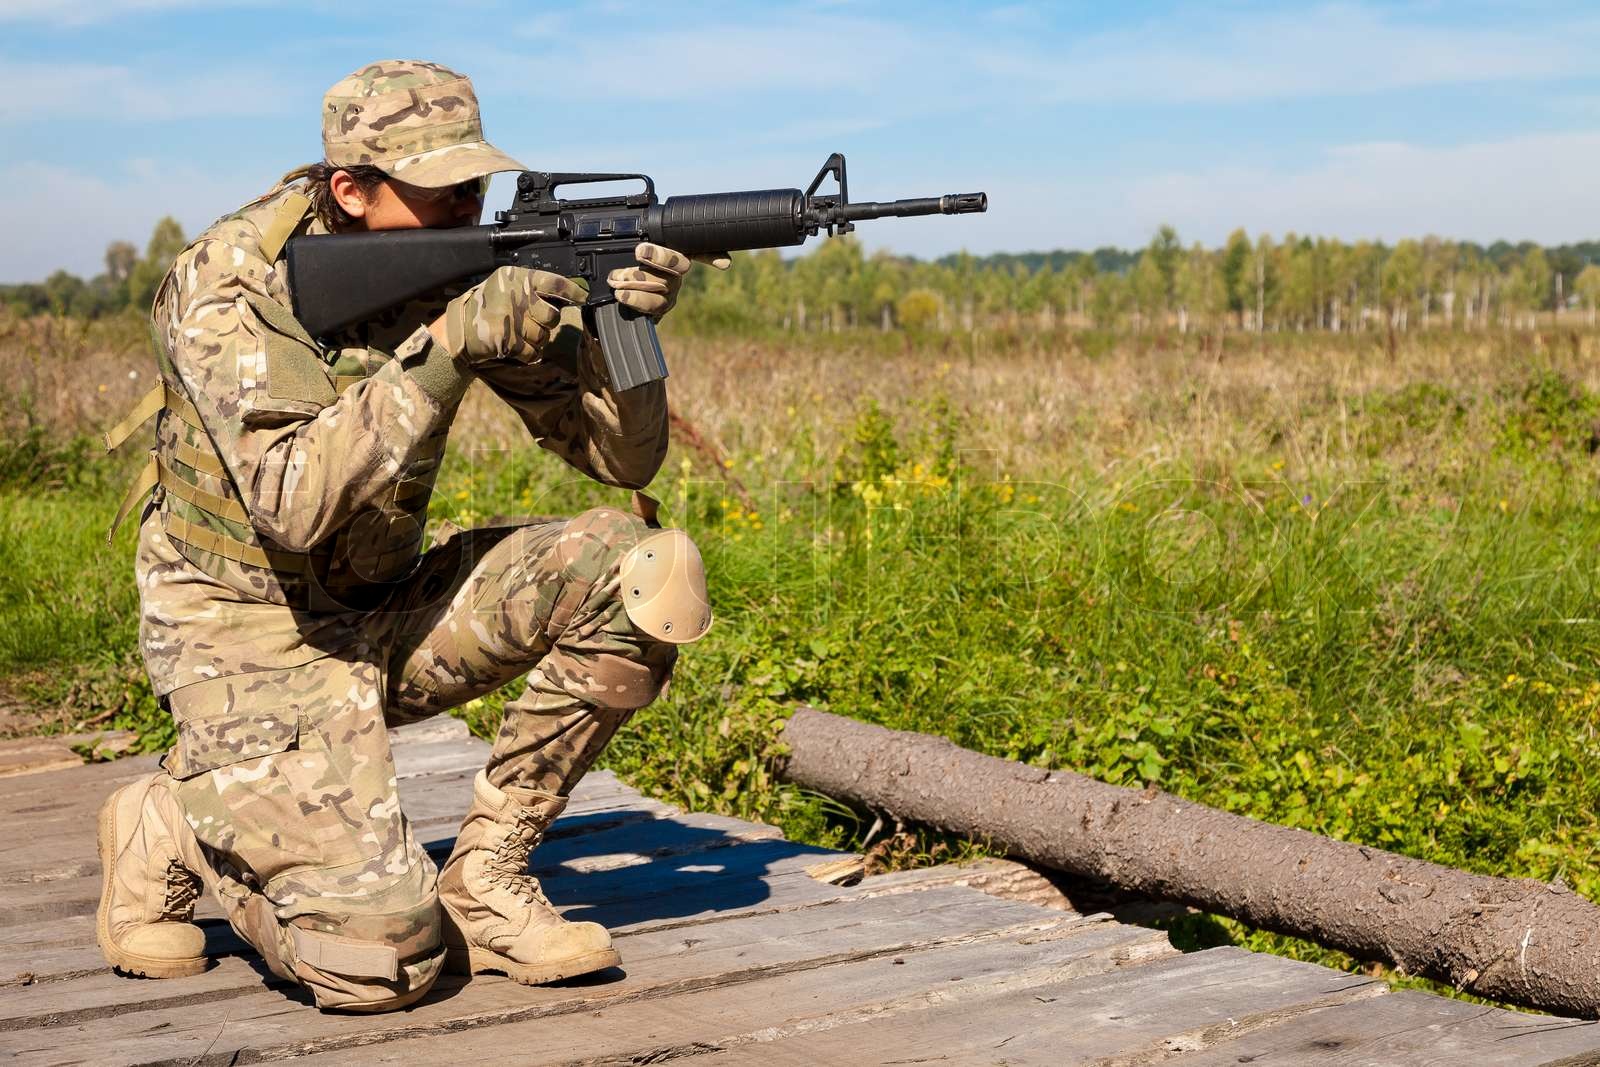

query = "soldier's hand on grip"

[
  {"left": 608, "top": 243, "right": 730, "bottom": 321},
  {"left": 439, "top": 266, "right": 585, "bottom": 367}
]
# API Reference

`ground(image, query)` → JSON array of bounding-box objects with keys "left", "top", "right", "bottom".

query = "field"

[{"left": 6, "top": 308, "right": 1600, "bottom": 998}]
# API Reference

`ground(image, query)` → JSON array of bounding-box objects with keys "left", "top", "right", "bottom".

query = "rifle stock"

[{"left": 285, "top": 228, "right": 496, "bottom": 337}]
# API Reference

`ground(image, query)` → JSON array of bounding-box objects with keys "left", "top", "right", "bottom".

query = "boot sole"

[
  {"left": 445, "top": 945, "right": 620, "bottom": 985},
  {"left": 96, "top": 788, "right": 208, "bottom": 980}
]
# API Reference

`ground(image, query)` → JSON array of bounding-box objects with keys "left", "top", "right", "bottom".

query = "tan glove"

[
  {"left": 608, "top": 243, "right": 731, "bottom": 320},
  {"left": 435, "top": 266, "right": 586, "bottom": 366}
]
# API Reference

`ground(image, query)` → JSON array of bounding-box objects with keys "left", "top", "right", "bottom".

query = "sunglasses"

[{"left": 389, "top": 176, "right": 489, "bottom": 204}]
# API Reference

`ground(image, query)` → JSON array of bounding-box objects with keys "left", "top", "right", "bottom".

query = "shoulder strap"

[
  {"left": 103, "top": 384, "right": 165, "bottom": 452},
  {"left": 243, "top": 291, "right": 319, "bottom": 350},
  {"left": 103, "top": 381, "right": 206, "bottom": 452},
  {"left": 258, "top": 191, "right": 312, "bottom": 264},
  {"left": 107, "top": 454, "right": 159, "bottom": 544}
]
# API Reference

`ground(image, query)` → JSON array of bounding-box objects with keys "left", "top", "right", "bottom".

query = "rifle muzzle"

[{"left": 836, "top": 192, "right": 988, "bottom": 223}]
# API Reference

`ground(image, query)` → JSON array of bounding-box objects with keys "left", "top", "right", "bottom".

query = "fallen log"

[{"left": 779, "top": 706, "right": 1600, "bottom": 1017}]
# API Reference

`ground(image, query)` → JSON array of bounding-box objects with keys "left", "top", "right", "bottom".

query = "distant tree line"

[
  {"left": 11, "top": 216, "right": 1600, "bottom": 335},
  {"left": 679, "top": 227, "right": 1600, "bottom": 335},
  {"left": 1, "top": 217, "right": 187, "bottom": 319}
]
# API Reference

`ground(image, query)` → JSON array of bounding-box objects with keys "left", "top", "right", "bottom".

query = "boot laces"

[
  {"left": 161, "top": 859, "right": 202, "bottom": 920},
  {"left": 493, "top": 870, "right": 554, "bottom": 908},
  {"left": 488, "top": 816, "right": 553, "bottom": 907}
]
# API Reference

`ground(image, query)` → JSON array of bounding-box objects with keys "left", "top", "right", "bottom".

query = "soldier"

[{"left": 94, "top": 59, "right": 720, "bottom": 1012}]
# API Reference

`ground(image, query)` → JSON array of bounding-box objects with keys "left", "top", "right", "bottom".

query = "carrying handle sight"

[{"left": 517, "top": 171, "right": 658, "bottom": 207}]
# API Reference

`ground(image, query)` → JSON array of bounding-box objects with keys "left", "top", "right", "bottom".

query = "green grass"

[
  {"left": 10, "top": 330, "right": 1600, "bottom": 1005},
  {"left": 0, "top": 477, "right": 141, "bottom": 675},
  {"left": 449, "top": 381, "right": 1600, "bottom": 903},
  {"left": 0, "top": 446, "right": 164, "bottom": 747}
]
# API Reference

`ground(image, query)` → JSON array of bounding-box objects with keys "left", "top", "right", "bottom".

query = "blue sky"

[{"left": 4, "top": 0, "right": 1600, "bottom": 281}]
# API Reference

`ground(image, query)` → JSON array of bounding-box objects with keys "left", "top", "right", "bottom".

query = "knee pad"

[
  {"left": 282, "top": 885, "right": 444, "bottom": 1012},
  {"left": 619, "top": 528, "right": 711, "bottom": 644}
]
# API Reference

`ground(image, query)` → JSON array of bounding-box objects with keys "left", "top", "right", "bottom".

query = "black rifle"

[{"left": 285, "top": 153, "right": 986, "bottom": 391}]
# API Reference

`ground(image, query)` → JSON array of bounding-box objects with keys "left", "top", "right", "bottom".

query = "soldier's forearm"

[
  {"left": 401, "top": 326, "right": 473, "bottom": 407},
  {"left": 555, "top": 331, "right": 668, "bottom": 489},
  {"left": 577, "top": 380, "right": 669, "bottom": 490}
]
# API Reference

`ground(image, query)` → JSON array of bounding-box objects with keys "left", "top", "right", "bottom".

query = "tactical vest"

[{"left": 105, "top": 186, "right": 440, "bottom": 612}]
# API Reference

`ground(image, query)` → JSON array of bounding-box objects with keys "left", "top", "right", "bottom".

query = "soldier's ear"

[{"left": 329, "top": 169, "right": 370, "bottom": 220}]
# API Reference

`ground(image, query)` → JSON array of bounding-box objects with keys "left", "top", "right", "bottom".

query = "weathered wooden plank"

[
  {"left": 0, "top": 726, "right": 596, "bottom": 832},
  {"left": 0, "top": 765, "right": 678, "bottom": 988},
  {"left": 29, "top": 835, "right": 836, "bottom": 977},
  {"left": 0, "top": 856, "right": 100, "bottom": 888},
  {"left": 8, "top": 840, "right": 1094, "bottom": 986},
  {"left": 657, "top": 946, "right": 1379, "bottom": 1066},
  {"left": 0, "top": 799, "right": 799, "bottom": 930},
  {"left": 0, "top": 804, "right": 810, "bottom": 987},
  {"left": 0, "top": 887, "right": 1126, "bottom": 1064},
  {"left": 0, "top": 884, "right": 1049, "bottom": 1028},
  {"left": 0, "top": 806, "right": 791, "bottom": 961},
  {"left": 0, "top": 847, "right": 829, "bottom": 985},
  {"left": 0, "top": 774, "right": 645, "bottom": 879},
  {"left": 0, "top": 743, "right": 627, "bottom": 893},
  {"left": 0, "top": 754, "right": 160, "bottom": 811},
  {"left": 282, "top": 911, "right": 1176, "bottom": 1064},
  {"left": 2, "top": 776, "right": 641, "bottom": 867},
  {"left": 0, "top": 882, "right": 101, "bottom": 927},
  {"left": 0, "top": 834, "right": 847, "bottom": 989},
  {"left": 853, "top": 857, "right": 1087, "bottom": 915},
  {"left": 0, "top": 739, "right": 83, "bottom": 780},
  {"left": 0, "top": 759, "right": 647, "bottom": 891},
  {"left": 1159, "top": 988, "right": 1600, "bottom": 1066},
  {"left": 389, "top": 717, "right": 475, "bottom": 747}
]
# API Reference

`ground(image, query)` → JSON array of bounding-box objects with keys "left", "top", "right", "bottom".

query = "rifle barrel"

[{"left": 837, "top": 192, "right": 987, "bottom": 222}]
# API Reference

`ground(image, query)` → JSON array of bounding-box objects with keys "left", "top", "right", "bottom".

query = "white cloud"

[
  {"left": 0, "top": 160, "right": 258, "bottom": 282},
  {"left": 0, "top": 61, "right": 296, "bottom": 122},
  {"left": 1121, "top": 130, "right": 1600, "bottom": 247},
  {"left": 923, "top": 130, "right": 1600, "bottom": 258},
  {"left": 480, "top": 3, "right": 1600, "bottom": 110},
  {"left": 979, "top": 4, "right": 1600, "bottom": 105},
  {"left": 0, "top": 0, "right": 261, "bottom": 26},
  {"left": 752, "top": 117, "right": 889, "bottom": 145},
  {"left": 511, "top": 12, "right": 567, "bottom": 38},
  {"left": 475, "top": 14, "right": 933, "bottom": 104}
]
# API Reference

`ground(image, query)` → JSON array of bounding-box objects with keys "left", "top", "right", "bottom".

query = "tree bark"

[
  {"left": 1252, "top": 253, "right": 1264, "bottom": 334},
  {"left": 779, "top": 707, "right": 1600, "bottom": 1018}
]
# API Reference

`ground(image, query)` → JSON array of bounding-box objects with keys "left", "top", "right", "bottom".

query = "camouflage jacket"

[{"left": 137, "top": 183, "right": 668, "bottom": 698}]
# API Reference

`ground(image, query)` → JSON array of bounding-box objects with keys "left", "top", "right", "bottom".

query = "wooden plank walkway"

[{"left": 4, "top": 719, "right": 1599, "bottom": 1066}]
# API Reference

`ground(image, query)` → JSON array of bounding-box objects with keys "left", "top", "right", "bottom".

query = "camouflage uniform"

[{"left": 106, "top": 61, "right": 709, "bottom": 1011}]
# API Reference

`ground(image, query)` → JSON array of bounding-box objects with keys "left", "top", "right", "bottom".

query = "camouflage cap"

[{"left": 322, "top": 60, "right": 524, "bottom": 188}]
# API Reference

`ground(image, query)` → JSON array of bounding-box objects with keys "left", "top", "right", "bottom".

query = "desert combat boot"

[
  {"left": 439, "top": 771, "right": 619, "bottom": 984},
  {"left": 96, "top": 773, "right": 209, "bottom": 978}
]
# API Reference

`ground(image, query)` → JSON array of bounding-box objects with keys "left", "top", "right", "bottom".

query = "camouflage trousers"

[{"left": 157, "top": 507, "right": 677, "bottom": 1011}]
